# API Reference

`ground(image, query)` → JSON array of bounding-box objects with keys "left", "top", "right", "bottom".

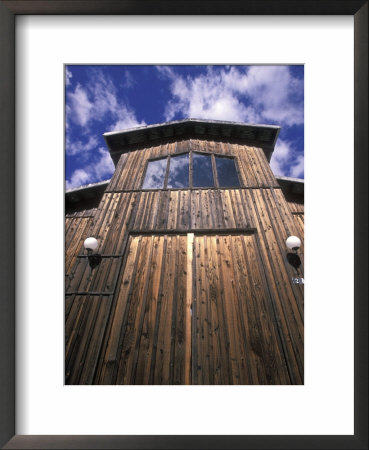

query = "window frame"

[
  {"left": 141, "top": 155, "right": 168, "bottom": 190},
  {"left": 141, "top": 150, "right": 242, "bottom": 190},
  {"left": 192, "top": 151, "right": 215, "bottom": 189},
  {"left": 166, "top": 152, "right": 191, "bottom": 189},
  {"left": 213, "top": 153, "right": 242, "bottom": 189}
]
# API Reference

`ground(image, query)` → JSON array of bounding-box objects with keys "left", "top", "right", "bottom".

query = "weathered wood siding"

[
  {"left": 284, "top": 192, "right": 304, "bottom": 257},
  {"left": 284, "top": 192, "right": 304, "bottom": 214},
  {"left": 65, "top": 138, "right": 304, "bottom": 385},
  {"left": 65, "top": 208, "right": 96, "bottom": 277}
]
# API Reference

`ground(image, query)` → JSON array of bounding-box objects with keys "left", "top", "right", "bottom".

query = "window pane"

[
  {"left": 167, "top": 154, "right": 189, "bottom": 188},
  {"left": 216, "top": 157, "right": 240, "bottom": 187},
  {"left": 192, "top": 153, "right": 214, "bottom": 188},
  {"left": 142, "top": 158, "right": 167, "bottom": 189}
]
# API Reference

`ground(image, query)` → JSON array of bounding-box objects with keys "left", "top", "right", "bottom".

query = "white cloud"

[
  {"left": 270, "top": 139, "right": 304, "bottom": 178},
  {"left": 66, "top": 69, "right": 145, "bottom": 131},
  {"left": 66, "top": 169, "right": 91, "bottom": 190},
  {"left": 66, "top": 148, "right": 114, "bottom": 189},
  {"left": 159, "top": 66, "right": 303, "bottom": 127},
  {"left": 87, "top": 70, "right": 119, "bottom": 121},
  {"left": 66, "top": 68, "right": 146, "bottom": 189},
  {"left": 66, "top": 68, "right": 73, "bottom": 86},
  {"left": 110, "top": 106, "right": 146, "bottom": 132},
  {"left": 67, "top": 83, "right": 93, "bottom": 127},
  {"left": 245, "top": 66, "right": 304, "bottom": 126},
  {"left": 155, "top": 65, "right": 176, "bottom": 80},
  {"left": 270, "top": 139, "right": 291, "bottom": 176},
  {"left": 163, "top": 69, "right": 254, "bottom": 122},
  {"left": 123, "top": 70, "right": 135, "bottom": 89},
  {"left": 289, "top": 154, "right": 304, "bottom": 178},
  {"left": 66, "top": 136, "right": 98, "bottom": 156},
  {"left": 94, "top": 148, "right": 115, "bottom": 179}
]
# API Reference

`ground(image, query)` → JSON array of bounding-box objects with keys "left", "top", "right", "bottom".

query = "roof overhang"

[
  {"left": 66, "top": 180, "right": 110, "bottom": 203},
  {"left": 104, "top": 118, "right": 280, "bottom": 166},
  {"left": 276, "top": 176, "right": 304, "bottom": 195}
]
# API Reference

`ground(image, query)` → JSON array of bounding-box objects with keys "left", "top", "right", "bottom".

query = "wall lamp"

[
  {"left": 285, "top": 236, "right": 302, "bottom": 271},
  {"left": 84, "top": 237, "right": 102, "bottom": 269}
]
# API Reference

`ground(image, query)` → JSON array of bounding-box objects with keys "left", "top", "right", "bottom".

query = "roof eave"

[{"left": 103, "top": 119, "right": 281, "bottom": 166}]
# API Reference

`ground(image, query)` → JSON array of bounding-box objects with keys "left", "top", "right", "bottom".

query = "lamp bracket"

[{"left": 88, "top": 253, "right": 102, "bottom": 269}]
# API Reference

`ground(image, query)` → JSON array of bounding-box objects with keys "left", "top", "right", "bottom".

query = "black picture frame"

[{"left": 0, "top": 1, "right": 367, "bottom": 449}]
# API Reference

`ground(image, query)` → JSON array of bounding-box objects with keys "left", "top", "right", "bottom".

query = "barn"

[{"left": 65, "top": 119, "right": 304, "bottom": 385}]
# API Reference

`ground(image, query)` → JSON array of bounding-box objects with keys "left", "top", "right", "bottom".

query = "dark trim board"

[
  {"left": 128, "top": 228, "right": 257, "bottom": 236},
  {"left": 0, "top": 1, "right": 15, "bottom": 449},
  {"left": 2, "top": 435, "right": 369, "bottom": 450},
  {"left": 1, "top": 0, "right": 367, "bottom": 15},
  {"left": 1, "top": 1, "right": 367, "bottom": 449}
]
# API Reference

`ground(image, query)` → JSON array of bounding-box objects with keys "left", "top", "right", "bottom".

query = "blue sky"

[{"left": 65, "top": 65, "right": 304, "bottom": 189}]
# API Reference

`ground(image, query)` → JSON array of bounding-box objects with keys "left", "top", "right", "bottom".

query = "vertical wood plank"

[{"left": 185, "top": 233, "right": 194, "bottom": 385}]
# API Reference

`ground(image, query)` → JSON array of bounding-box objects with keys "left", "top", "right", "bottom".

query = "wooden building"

[{"left": 65, "top": 119, "right": 304, "bottom": 385}]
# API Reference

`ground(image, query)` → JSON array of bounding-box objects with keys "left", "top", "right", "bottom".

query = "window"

[
  {"left": 142, "top": 152, "right": 240, "bottom": 189},
  {"left": 192, "top": 153, "right": 214, "bottom": 188},
  {"left": 142, "top": 157, "right": 167, "bottom": 189},
  {"left": 215, "top": 156, "right": 240, "bottom": 187},
  {"left": 167, "top": 153, "right": 190, "bottom": 188}
]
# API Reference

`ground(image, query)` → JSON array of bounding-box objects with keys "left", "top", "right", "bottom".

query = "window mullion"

[
  {"left": 212, "top": 154, "right": 219, "bottom": 188},
  {"left": 189, "top": 151, "right": 193, "bottom": 189},
  {"left": 234, "top": 157, "right": 243, "bottom": 187},
  {"left": 163, "top": 156, "right": 170, "bottom": 189}
]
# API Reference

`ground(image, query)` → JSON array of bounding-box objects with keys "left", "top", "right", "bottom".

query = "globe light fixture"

[
  {"left": 84, "top": 237, "right": 99, "bottom": 251},
  {"left": 83, "top": 237, "right": 102, "bottom": 269},
  {"left": 285, "top": 236, "right": 301, "bottom": 251},
  {"left": 285, "top": 235, "right": 302, "bottom": 271}
]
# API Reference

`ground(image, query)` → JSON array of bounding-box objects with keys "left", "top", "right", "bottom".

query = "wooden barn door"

[
  {"left": 109, "top": 234, "right": 189, "bottom": 385},
  {"left": 192, "top": 234, "right": 290, "bottom": 384},
  {"left": 108, "top": 232, "right": 290, "bottom": 385}
]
